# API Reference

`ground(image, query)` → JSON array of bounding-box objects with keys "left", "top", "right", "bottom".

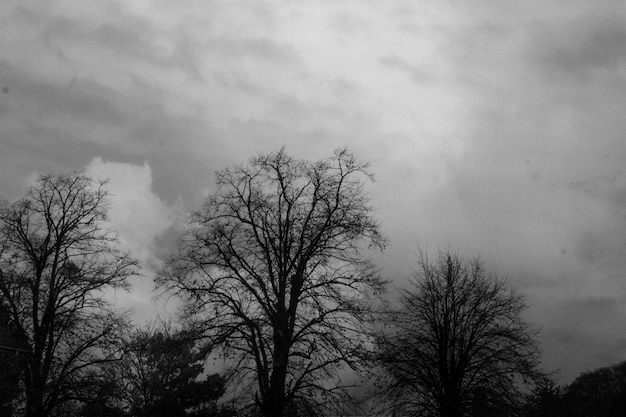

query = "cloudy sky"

[{"left": 2, "top": 0, "right": 626, "bottom": 384}]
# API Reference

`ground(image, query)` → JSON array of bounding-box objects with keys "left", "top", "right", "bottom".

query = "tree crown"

[{"left": 159, "top": 148, "right": 386, "bottom": 416}]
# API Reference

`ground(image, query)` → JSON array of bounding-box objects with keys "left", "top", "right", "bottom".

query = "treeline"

[
  {"left": 0, "top": 149, "right": 622, "bottom": 417},
  {"left": 524, "top": 361, "right": 626, "bottom": 417}
]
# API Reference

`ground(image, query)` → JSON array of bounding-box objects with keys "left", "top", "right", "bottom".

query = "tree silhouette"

[
  {"left": 522, "top": 376, "right": 563, "bottom": 417},
  {"left": 561, "top": 360, "right": 626, "bottom": 417},
  {"left": 0, "top": 174, "right": 137, "bottom": 417},
  {"left": 116, "top": 324, "right": 227, "bottom": 417},
  {"left": 0, "top": 311, "right": 27, "bottom": 417},
  {"left": 159, "top": 148, "right": 386, "bottom": 416},
  {"left": 372, "top": 249, "right": 542, "bottom": 417}
]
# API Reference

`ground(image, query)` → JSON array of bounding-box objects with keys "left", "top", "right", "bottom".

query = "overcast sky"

[{"left": 2, "top": 0, "right": 626, "bottom": 384}]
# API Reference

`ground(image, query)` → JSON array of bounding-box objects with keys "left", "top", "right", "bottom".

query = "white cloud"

[
  {"left": 84, "top": 157, "right": 182, "bottom": 324},
  {"left": 84, "top": 157, "right": 180, "bottom": 268}
]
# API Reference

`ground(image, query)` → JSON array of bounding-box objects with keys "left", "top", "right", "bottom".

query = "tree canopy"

[
  {"left": 0, "top": 174, "right": 137, "bottom": 417},
  {"left": 116, "top": 325, "right": 227, "bottom": 417},
  {"left": 561, "top": 361, "right": 626, "bottom": 417},
  {"left": 372, "top": 249, "right": 542, "bottom": 417},
  {"left": 158, "top": 148, "right": 386, "bottom": 416}
]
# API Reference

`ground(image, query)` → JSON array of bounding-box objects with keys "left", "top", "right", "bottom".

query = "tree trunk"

[
  {"left": 439, "top": 391, "right": 464, "bottom": 417},
  {"left": 261, "top": 379, "right": 287, "bottom": 417},
  {"left": 24, "top": 381, "right": 48, "bottom": 417},
  {"left": 260, "top": 324, "right": 290, "bottom": 417},
  {"left": 24, "top": 402, "right": 47, "bottom": 417},
  {"left": 440, "top": 406, "right": 463, "bottom": 417}
]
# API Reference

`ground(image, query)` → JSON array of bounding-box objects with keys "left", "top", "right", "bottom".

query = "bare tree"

[
  {"left": 158, "top": 148, "right": 386, "bottom": 416},
  {"left": 0, "top": 174, "right": 138, "bottom": 417},
  {"left": 372, "top": 249, "right": 542, "bottom": 417}
]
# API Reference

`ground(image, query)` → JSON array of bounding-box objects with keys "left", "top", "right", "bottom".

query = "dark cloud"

[
  {"left": 0, "top": 58, "right": 140, "bottom": 143},
  {"left": 0, "top": 60, "right": 136, "bottom": 198},
  {"left": 329, "top": 11, "right": 371, "bottom": 35},
  {"left": 124, "top": 113, "right": 228, "bottom": 208},
  {"left": 528, "top": 14, "right": 626, "bottom": 82},
  {"left": 574, "top": 228, "right": 626, "bottom": 280},
  {"left": 538, "top": 295, "right": 626, "bottom": 381},
  {"left": 378, "top": 55, "right": 432, "bottom": 83},
  {"left": 209, "top": 37, "right": 300, "bottom": 63}
]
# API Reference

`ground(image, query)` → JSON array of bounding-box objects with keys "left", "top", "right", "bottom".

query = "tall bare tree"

[
  {"left": 373, "top": 249, "right": 542, "bottom": 417},
  {"left": 158, "top": 148, "right": 386, "bottom": 416},
  {"left": 0, "top": 174, "right": 137, "bottom": 417}
]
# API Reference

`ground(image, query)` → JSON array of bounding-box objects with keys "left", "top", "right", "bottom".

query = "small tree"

[
  {"left": 522, "top": 377, "right": 563, "bottom": 417},
  {"left": 158, "top": 148, "right": 386, "bottom": 416},
  {"left": 0, "top": 174, "right": 137, "bottom": 417},
  {"left": 115, "top": 324, "right": 227, "bottom": 417},
  {"left": 373, "top": 249, "right": 542, "bottom": 417}
]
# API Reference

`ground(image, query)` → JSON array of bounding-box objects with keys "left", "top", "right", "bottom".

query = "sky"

[{"left": 1, "top": 0, "right": 626, "bottom": 384}]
